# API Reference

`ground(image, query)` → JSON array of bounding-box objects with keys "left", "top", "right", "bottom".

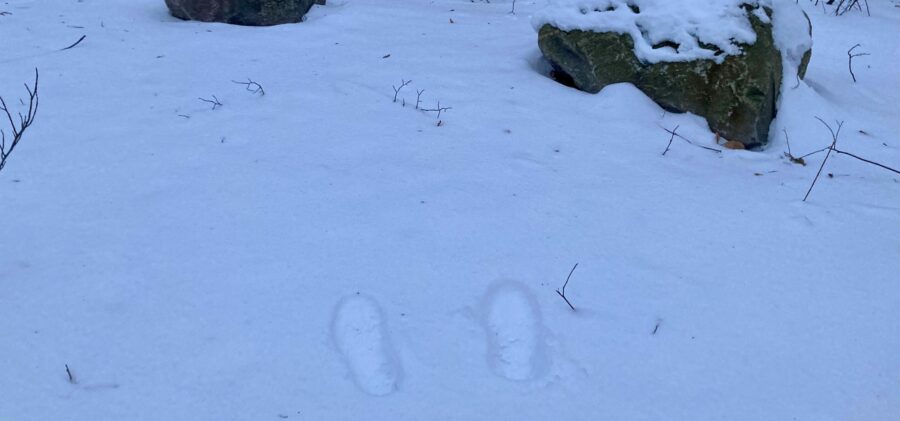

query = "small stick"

[
  {"left": 555, "top": 263, "right": 578, "bottom": 312},
  {"left": 831, "top": 149, "right": 900, "bottom": 175},
  {"left": 60, "top": 35, "right": 86, "bottom": 51},
  {"left": 662, "top": 125, "right": 679, "bottom": 156},
  {"left": 65, "top": 364, "right": 76, "bottom": 384}
]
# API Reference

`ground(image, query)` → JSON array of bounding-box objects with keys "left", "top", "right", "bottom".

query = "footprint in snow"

[
  {"left": 331, "top": 294, "right": 401, "bottom": 396},
  {"left": 480, "top": 281, "right": 548, "bottom": 381}
]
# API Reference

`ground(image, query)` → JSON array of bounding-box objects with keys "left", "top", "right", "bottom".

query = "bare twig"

[
  {"left": 60, "top": 35, "right": 86, "bottom": 51},
  {"left": 198, "top": 95, "right": 222, "bottom": 110},
  {"left": 0, "top": 68, "right": 39, "bottom": 173},
  {"left": 783, "top": 129, "right": 806, "bottom": 165},
  {"left": 392, "top": 79, "right": 411, "bottom": 103},
  {"left": 555, "top": 263, "right": 578, "bottom": 312},
  {"left": 830, "top": 148, "right": 900, "bottom": 175},
  {"left": 415, "top": 89, "right": 425, "bottom": 110},
  {"left": 662, "top": 125, "right": 679, "bottom": 156},
  {"left": 804, "top": 117, "right": 843, "bottom": 201},
  {"left": 232, "top": 78, "right": 265, "bottom": 96},
  {"left": 421, "top": 101, "right": 452, "bottom": 119},
  {"left": 657, "top": 125, "right": 722, "bottom": 154},
  {"left": 801, "top": 117, "right": 898, "bottom": 201},
  {"left": 847, "top": 44, "right": 870, "bottom": 83}
]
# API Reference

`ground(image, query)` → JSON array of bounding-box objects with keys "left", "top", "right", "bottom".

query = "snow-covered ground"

[{"left": 1, "top": 1, "right": 898, "bottom": 420}]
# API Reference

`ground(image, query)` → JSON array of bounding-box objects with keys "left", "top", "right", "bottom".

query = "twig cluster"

[
  {"left": 830, "top": 0, "right": 870, "bottom": 16},
  {"left": 0, "top": 69, "right": 39, "bottom": 173},
  {"left": 391, "top": 79, "right": 452, "bottom": 122},
  {"left": 810, "top": 0, "right": 870, "bottom": 15}
]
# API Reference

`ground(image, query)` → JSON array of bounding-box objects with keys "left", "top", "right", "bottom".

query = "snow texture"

[
  {"left": 0, "top": 0, "right": 898, "bottom": 420},
  {"left": 533, "top": 0, "right": 811, "bottom": 65}
]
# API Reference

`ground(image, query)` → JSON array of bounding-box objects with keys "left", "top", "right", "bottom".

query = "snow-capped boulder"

[
  {"left": 165, "top": 0, "right": 323, "bottom": 26},
  {"left": 535, "top": 0, "right": 812, "bottom": 148}
]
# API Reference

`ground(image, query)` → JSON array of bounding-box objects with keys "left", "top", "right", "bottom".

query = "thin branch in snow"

[
  {"left": 847, "top": 44, "right": 870, "bottom": 83},
  {"left": 652, "top": 318, "right": 662, "bottom": 335},
  {"left": 0, "top": 68, "right": 39, "bottom": 173},
  {"left": 804, "top": 117, "right": 843, "bottom": 201},
  {"left": 801, "top": 117, "right": 898, "bottom": 201},
  {"left": 658, "top": 125, "right": 722, "bottom": 154},
  {"left": 415, "top": 89, "right": 425, "bottom": 110},
  {"left": 830, "top": 148, "right": 900, "bottom": 175},
  {"left": 662, "top": 124, "right": 679, "bottom": 156},
  {"left": 555, "top": 263, "right": 578, "bottom": 312},
  {"left": 421, "top": 101, "right": 452, "bottom": 119},
  {"left": 392, "top": 79, "right": 412, "bottom": 103},
  {"left": 65, "top": 364, "right": 77, "bottom": 384},
  {"left": 232, "top": 78, "right": 265, "bottom": 96},
  {"left": 60, "top": 35, "right": 87, "bottom": 51},
  {"left": 198, "top": 95, "right": 223, "bottom": 110},
  {"left": 783, "top": 129, "right": 806, "bottom": 165}
]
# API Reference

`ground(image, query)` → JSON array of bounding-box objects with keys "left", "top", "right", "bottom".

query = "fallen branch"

[
  {"left": 0, "top": 68, "right": 39, "bottom": 173},
  {"left": 555, "top": 263, "right": 578, "bottom": 312}
]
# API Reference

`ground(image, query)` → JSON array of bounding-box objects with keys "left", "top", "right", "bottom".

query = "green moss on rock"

[{"left": 538, "top": 10, "right": 802, "bottom": 148}]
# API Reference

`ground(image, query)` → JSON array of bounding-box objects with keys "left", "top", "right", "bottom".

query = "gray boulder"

[
  {"left": 538, "top": 6, "right": 811, "bottom": 148},
  {"left": 165, "top": 0, "right": 323, "bottom": 26}
]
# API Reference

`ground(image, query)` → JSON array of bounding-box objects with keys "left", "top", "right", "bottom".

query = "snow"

[
  {"left": 533, "top": 0, "right": 811, "bottom": 65},
  {"left": 1, "top": 0, "right": 899, "bottom": 420}
]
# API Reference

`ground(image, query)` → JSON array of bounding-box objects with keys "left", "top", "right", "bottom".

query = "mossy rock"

[
  {"left": 538, "top": 9, "right": 807, "bottom": 148},
  {"left": 165, "top": 0, "right": 323, "bottom": 26}
]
